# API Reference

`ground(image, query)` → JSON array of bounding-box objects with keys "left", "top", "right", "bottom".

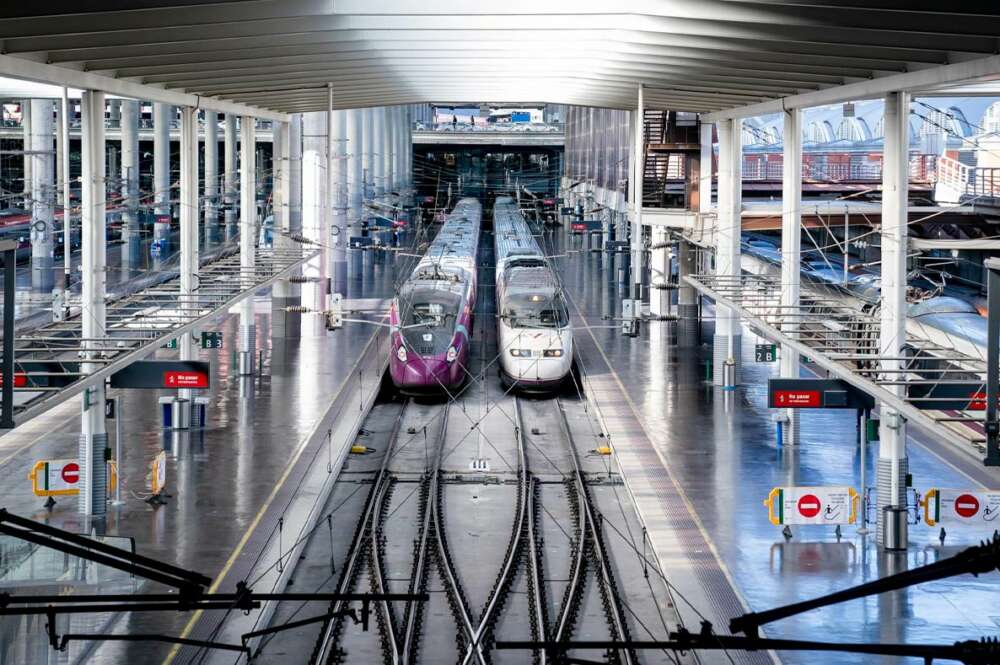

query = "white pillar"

[
  {"left": 29, "top": 99, "right": 55, "bottom": 292},
  {"left": 631, "top": 89, "right": 644, "bottom": 298},
  {"left": 272, "top": 119, "right": 301, "bottom": 338},
  {"left": 363, "top": 107, "right": 375, "bottom": 199},
  {"left": 21, "top": 99, "right": 31, "bottom": 208},
  {"left": 373, "top": 108, "right": 385, "bottom": 197},
  {"left": 78, "top": 90, "right": 107, "bottom": 516},
  {"left": 699, "top": 122, "right": 713, "bottom": 215},
  {"left": 224, "top": 114, "right": 237, "bottom": 237},
  {"left": 301, "top": 112, "right": 328, "bottom": 337},
  {"left": 381, "top": 107, "right": 393, "bottom": 196},
  {"left": 780, "top": 107, "right": 803, "bottom": 444},
  {"left": 204, "top": 111, "right": 219, "bottom": 234},
  {"left": 153, "top": 102, "right": 172, "bottom": 251},
  {"left": 59, "top": 89, "right": 72, "bottom": 295},
  {"left": 120, "top": 99, "right": 140, "bottom": 265},
  {"left": 239, "top": 116, "right": 257, "bottom": 375},
  {"left": 714, "top": 117, "right": 742, "bottom": 387},
  {"left": 877, "top": 90, "right": 911, "bottom": 546},
  {"left": 346, "top": 108, "right": 364, "bottom": 236},
  {"left": 178, "top": 107, "right": 200, "bottom": 406},
  {"left": 650, "top": 226, "right": 670, "bottom": 317},
  {"left": 329, "top": 99, "right": 347, "bottom": 293},
  {"left": 393, "top": 106, "right": 404, "bottom": 194}
]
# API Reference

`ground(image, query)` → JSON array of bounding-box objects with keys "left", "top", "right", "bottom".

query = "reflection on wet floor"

[
  {"left": 548, "top": 226, "right": 1000, "bottom": 665},
  {"left": 0, "top": 244, "right": 403, "bottom": 665}
]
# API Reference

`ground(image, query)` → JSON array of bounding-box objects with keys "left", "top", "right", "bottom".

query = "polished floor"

[
  {"left": 552, "top": 229, "right": 1000, "bottom": 665},
  {"left": 0, "top": 248, "right": 401, "bottom": 665}
]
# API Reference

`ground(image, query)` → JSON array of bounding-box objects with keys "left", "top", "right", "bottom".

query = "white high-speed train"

[{"left": 493, "top": 197, "right": 573, "bottom": 392}]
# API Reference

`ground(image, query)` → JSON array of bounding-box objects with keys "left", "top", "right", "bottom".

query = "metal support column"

[
  {"left": 176, "top": 106, "right": 199, "bottom": 422},
  {"left": 877, "top": 91, "right": 911, "bottom": 548},
  {"left": 363, "top": 108, "right": 375, "bottom": 200},
  {"left": 985, "top": 257, "right": 1000, "bottom": 466},
  {"left": 120, "top": 99, "right": 140, "bottom": 270},
  {"left": 330, "top": 98, "right": 347, "bottom": 294},
  {"left": 29, "top": 98, "right": 55, "bottom": 293},
  {"left": 238, "top": 116, "right": 257, "bottom": 376},
  {"left": 203, "top": 110, "right": 219, "bottom": 242},
  {"left": 59, "top": 88, "right": 72, "bottom": 304},
  {"left": 714, "top": 117, "right": 742, "bottom": 387},
  {"left": 346, "top": 109, "right": 363, "bottom": 238},
  {"left": 373, "top": 108, "right": 385, "bottom": 198},
  {"left": 382, "top": 107, "right": 394, "bottom": 197},
  {"left": 650, "top": 226, "right": 670, "bottom": 318},
  {"left": 153, "top": 102, "right": 171, "bottom": 253},
  {"left": 301, "top": 112, "right": 328, "bottom": 337},
  {"left": 630, "top": 90, "right": 644, "bottom": 301},
  {"left": 78, "top": 90, "right": 108, "bottom": 517},
  {"left": 780, "top": 107, "right": 802, "bottom": 445},
  {"left": 271, "top": 120, "right": 299, "bottom": 338},
  {"left": 224, "top": 114, "right": 237, "bottom": 240},
  {"left": 21, "top": 99, "right": 31, "bottom": 209},
  {"left": 1, "top": 241, "right": 15, "bottom": 429}
]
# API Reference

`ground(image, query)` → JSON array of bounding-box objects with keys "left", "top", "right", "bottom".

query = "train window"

[{"left": 504, "top": 294, "right": 569, "bottom": 328}]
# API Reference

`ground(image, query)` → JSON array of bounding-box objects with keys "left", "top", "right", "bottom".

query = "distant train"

[
  {"left": 389, "top": 198, "right": 481, "bottom": 394},
  {"left": 493, "top": 197, "right": 573, "bottom": 392},
  {"left": 742, "top": 238, "right": 989, "bottom": 361}
]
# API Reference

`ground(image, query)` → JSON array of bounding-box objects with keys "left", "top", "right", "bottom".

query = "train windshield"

[
  {"left": 400, "top": 291, "right": 462, "bottom": 355},
  {"left": 504, "top": 293, "right": 569, "bottom": 328}
]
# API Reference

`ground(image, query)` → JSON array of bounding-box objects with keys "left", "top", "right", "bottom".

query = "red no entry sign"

[
  {"left": 954, "top": 493, "right": 980, "bottom": 518},
  {"left": 0, "top": 373, "right": 27, "bottom": 387},
  {"left": 797, "top": 493, "right": 822, "bottom": 518},
  {"left": 774, "top": 390, "right": 821, "bottom": 408},
  {"left": 164, "top": 371, "right": 209, "bottom": 388},
  {"left": 61, "top": 462, "right": 80, "bottom": 484}
]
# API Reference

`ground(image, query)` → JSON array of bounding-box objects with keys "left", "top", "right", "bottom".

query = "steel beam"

[{"left": 780, "top": 106, "right": 802, "bottom": 444}]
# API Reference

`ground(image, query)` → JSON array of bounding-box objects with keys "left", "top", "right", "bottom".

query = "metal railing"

[{"left": 741, "top": 153, "right": 937, "bottom": 183}]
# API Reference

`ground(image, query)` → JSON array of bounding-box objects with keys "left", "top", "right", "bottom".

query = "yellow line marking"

[{"left": 162, "top": 331, "right": 382, "bottom": 665}]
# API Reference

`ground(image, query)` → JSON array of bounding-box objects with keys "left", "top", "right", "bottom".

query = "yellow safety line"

[
  {"left": 162, "top": 331, "right": 382, "bottom": 665},
  {"left": 569, "top": 300, "right": 776, "bottom": 661}
]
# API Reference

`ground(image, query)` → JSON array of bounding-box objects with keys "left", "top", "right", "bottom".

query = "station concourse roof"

[{"left": 0, "top": 2, "right": 999, "bottom": 117}]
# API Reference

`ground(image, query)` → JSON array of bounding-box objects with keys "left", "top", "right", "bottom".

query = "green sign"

[
  {"left": 755, "top": 343, "right": 777, "bottom": 363},
  {"left": 162, "top": 338, "right": 178, "bottom": 349},
  {"left": 200, "top": 331, "right": 224, "bottom": 349}
]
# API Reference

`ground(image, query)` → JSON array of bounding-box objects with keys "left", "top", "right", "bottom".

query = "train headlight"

[
  {"left": 510, "top": 349, "right": 531, "bottom": 357},
  {"left": 543, "top": 349, "right": 563, "bottom": 358},
  {"left": 446, "top": 346, "right": 458, "bottom": 363},
  {"left": 396, "top": 346, "right": 408, "bottom": 362}
]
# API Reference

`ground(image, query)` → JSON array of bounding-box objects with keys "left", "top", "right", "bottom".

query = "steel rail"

[
  {"left": 556, "top": 399, "right": 636, "bottom": 665},
  {"left": 400, "top": 404, "right": 451, "bottom": 665},
  {"left": 312, "top": 402, "right": 407, "bottom": 665},
  {"left": 459, "top": 397, "right": 531, "bottom": 665}
]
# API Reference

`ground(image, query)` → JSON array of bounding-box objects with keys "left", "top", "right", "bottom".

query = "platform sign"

[
  {"left": 110, "top": 360, "right": 211, "bottom": 390},
  {"left": 29, "top": 459, "right": 80, "bottom": 496},
  {"left": 29, "top": 459, "right": 117, "bottom": 497},
  {"left": 768, "top": 378, "right": 874, "bottom": 410},
  {"left": 0, "top": 372, "right": 27, "bottom": 388},
  {"left": 922, "top": 489, "right": 1000, "bottom": 526},
  {"left": 765, "top": 486, "right": 859, "bottom": 526},
  {"left": 542, "top": 198, "right": 555, "bottom": 206},
  {"left": 162, "top": 338, "right": 178, "bottom": 349},
  {"left": 200, "top": 331, "right": 223, "bottom": 349},
  {"left": 560, "top": 206, "right": 574, "bottom": 216},
  {"left": 570, "top": 220, "right": 602, "bottom": 234},
  {"left": 150, "top": 451, "right": 167, "bottom": 495},
  {"left": 755, "top": 344, "right": 777, "bottom": 363}
]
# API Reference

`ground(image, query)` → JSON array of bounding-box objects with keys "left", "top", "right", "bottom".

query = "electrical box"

[{"left": 326, "top": 293, "right": 343, "bottom": 330}]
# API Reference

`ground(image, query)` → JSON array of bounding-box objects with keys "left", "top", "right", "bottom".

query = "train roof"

[
  {"left": 409, "top": 197, "right": 481, "bottom": 284},
  {"left": 502, "top": 266, "right": 561, "bottom": 294},
  {"left": 494, "top": 196, "right": 544, "bottom": 264}
]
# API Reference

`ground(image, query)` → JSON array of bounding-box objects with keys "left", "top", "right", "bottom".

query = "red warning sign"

[
  {"left": 774, "top": 390, "right": 821, "bottom": 408},
  {"left": 164, "top": 371, "right": 209, "bottom": 388},
  {"left": 61, "top": 462, "right": 80, "bottom": 484},
  {"left": 0, "top": 373, "right": 27, "bottom": 388},
  {"left": 797, "top": 493, "right": 822, "bottom": 518},
  {"left": 954, "top": 493, "right": 980, "bottom": 518}
]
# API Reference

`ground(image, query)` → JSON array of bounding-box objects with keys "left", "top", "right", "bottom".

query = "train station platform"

[
  {"left": 555, "top": 236, "right": 1000, "bottom": 665},
  {"left": 0, "top": 250, "right": 398, "bottom": 664}
]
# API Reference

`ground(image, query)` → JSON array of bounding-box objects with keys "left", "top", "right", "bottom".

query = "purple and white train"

[{"left": 389, "top": 198, "right": 482, "bottom": 394}]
